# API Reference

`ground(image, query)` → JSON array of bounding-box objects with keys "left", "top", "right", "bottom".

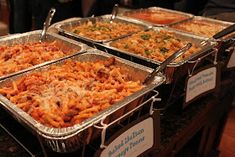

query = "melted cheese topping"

[{"left": 0, "top": 58, "right": 144, "bottom": 128}]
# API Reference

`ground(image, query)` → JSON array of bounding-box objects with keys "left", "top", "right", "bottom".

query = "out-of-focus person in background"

[
  {"left": 8, "top": 0, "right": 83, "bottom": 34},
  {"left": 203, "top": 0, "right": 235, "bottom": 16},
  {"left": 119, "top": 0, "right": 180, "bottom": 9},
  {"left": 8, "top": 0, "right": 184, "bottom": 34},
  {"left": 202, "top": 0, "right": 235, "bottom": 22},
  {"left": 8, "top": 0, "right": 33, "bottom": 33},
  {"left": 8, "top": 0, "right": 119, "bottom": 33},
  {"left": 82, "top": 0, "right": 194, "bottom": 18},
  {"left": 33, "top": 0, "right": 82, "bottom": 29},
  {"left": 82, "top": 0, "right": 180, "bottom": 17},
  {"left": 82, "top": 0, "right": 119, "bottom": 17},
  {"left": 174, "top": 0, "right": 208, "bottom": 15}
]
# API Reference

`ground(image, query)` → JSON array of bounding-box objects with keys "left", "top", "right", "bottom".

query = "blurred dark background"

[{"left": 0, "top": 0, "right": 234, "bottom": 35}]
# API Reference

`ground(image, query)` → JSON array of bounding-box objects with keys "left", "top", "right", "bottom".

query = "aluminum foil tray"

[
  {"left": 0, "top": 50, "right": 165, "bottom": 153},
  {"left": 170, "top": 16, "right": 235, "bottom": 69},
  {"left": 170, "top": 16, "right": 235, "bottom": 39},
  {"left": 0, "top": 30, "right": 89, "bottom": 81},
  {"left": 120, "top": 7, "right": 194, "bottom": 27},
  {"left": 102, "top": 27, "right": 217, "bottom": 83},
  {"left": 55, "top": 14, "right": 152, "bottom": 43}
]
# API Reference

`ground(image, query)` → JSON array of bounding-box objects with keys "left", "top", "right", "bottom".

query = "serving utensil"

[
  {"left": 110, "top": 4, "right": 119, "bottom": 23},
  {"left": 143, "top": 43, "right": 192, "bottom": 85},
  {"left": 40, "top": 8, "right": 56, "bottom": 42},
  {"left": 213, "top": 23, "right": 235, "bottom": 39},
  {"left": 201, "top": 23, "right": 235, "bottom": 46}
]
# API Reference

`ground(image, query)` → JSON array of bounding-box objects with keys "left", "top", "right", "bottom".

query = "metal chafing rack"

[
  {"left": 55, "top": 14, "right": 152, "bottom": 44},
  {"left": 169, "top": 16, "right": 235, "bottom": 70},
  {"left": 0, "top": 50, "right": 165, "bottom": 153},
  {"left": 0, "top": 30, "right": 89, "bottom": 81}
]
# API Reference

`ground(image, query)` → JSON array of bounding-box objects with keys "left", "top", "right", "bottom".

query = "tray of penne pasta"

[
  {"left": 0, "top": 50, "right": 165, "bottom": 152},
  {"left": 102, "top": 27, "right": 217, "bottom": 83},
  {"left": 170, "top": 16, "right": 234, "bottom": 39},
  {"left": 0, "top": 30, "right": 89, "bottom": 81},
  {"left": 169, "top": 16, "right": 235, "bottom": 70},
  {"left": 55, "top": 14, "right": 152, "bottom": 44}
]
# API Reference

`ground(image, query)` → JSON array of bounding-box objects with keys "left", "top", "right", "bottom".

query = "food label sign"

[
  {"left": 101, "top": 118, "right": 153, "bottom": 157},
  {"left": 184, "top": 66, "right": 219, "bottom": 108},
  {"left": 227, "top": 48, "right": 235, "bottom": 68},
  {"left": 96, "top": 112, "right": 159, "bottom": 157}
]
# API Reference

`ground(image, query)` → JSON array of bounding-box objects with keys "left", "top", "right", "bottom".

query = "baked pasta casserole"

[
  {"left": 171, "top": 20, "right": 226, "bottom": 38},
  {"left": 0, "top": 41, "right": 79, "bottom": 76},
  {"left": 0, "top": 58, "right": 144, "bottom": 128},
  {"left": 111, "top": 30, "right": 200, "bottom": 62},
  {"left": 72, "top": 21, "right": 143, "bottom": 40}
]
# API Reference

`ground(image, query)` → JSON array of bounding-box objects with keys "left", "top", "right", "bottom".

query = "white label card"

[
  {"left": 227, "top": 48, "right": 235, "bottom": 68},
  {"left": 186, "top": 67, "right": 217, "bottom": 103},
  {"left": 100, "top": 118, "right": 154, "bottom": 157}
]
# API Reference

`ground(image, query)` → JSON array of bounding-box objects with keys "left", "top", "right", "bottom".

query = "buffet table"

[
  {"left": 0, "top": 70, "right": 234, "bottom": 157},
  {"left": 0, "top": 6, "right": 235, "bottom": 157}
]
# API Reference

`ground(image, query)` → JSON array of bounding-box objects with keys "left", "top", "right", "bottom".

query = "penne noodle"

[
  {"left": 72, "top": 21, "right": 143, "bottom": 40},
  {"left": 0, "top": 58, "right": 144, "bottom": 128},
  {"left": 0, "top": 41, "right": 77, "bottom": 77},
  {"left": 111, "top": 30, "right": 200, "bottom": 62}
]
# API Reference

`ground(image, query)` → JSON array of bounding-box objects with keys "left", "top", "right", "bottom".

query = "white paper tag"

[
  {"left": 100, "top": 117, "right": 154, "bottom": 157},
  {"left": 186, "top": 67, "right": 217, "bottom": 103},
  {"left": 227, "top": 48, "right": 235, "bottom": 68}
]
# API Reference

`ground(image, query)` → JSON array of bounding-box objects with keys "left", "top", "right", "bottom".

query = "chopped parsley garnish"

[
  {"left": 100, "top": 26, "right": 111, "bottom": 31},
  {"left": 140, "top": 34, "right": 151, "bottom": 40},
  {"left": 163, "top": 35, "right": 172, "bottom": 40},
  {"left": 90, "top": 26, "right": 98, "bottom": 31},
  {"left": 73, "top": 29, "right": 80, "bottom": 34},
  {"left": 89, "top": 25, "right": 111, "bottom": 32},
  {"left": 124, "top": 44, "right": 129, "bottom": 49},
  {"left": 144, "top": 50, "right": 152, "bottom": 55},
  {"left": 159, "top": 47, "right": 169, "bottom": 54},
  {"left": 176, "top": 38, "right": 181, "bottom": 42}
]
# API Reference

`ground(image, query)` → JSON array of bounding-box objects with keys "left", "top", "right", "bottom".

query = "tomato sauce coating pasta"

[
  {"left": 72, "top": 21, "right": 143, "bottom": 40},
  {"left": 0, "top": 41, "right": 78, "bottom": 77},
  {"left": 0, "top": 58, "right": 144, "bottom": 128},
  {"left": 111, "top": 30, "right": 200, "bottom": 62}
]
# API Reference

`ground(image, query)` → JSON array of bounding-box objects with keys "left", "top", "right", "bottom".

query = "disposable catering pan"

[
  {"left": 55, "top": 14, "right": 151, "bottom": 45},
  {"left": 101, "top": 27, "right": 217, "bottom": 84},
  {"left": 120, "top": 7, "right": 194, "bottom": 27},
  {"left": 0, "top": 50, "right": 165, "bottom": 153},
  {"left": 170, "top": 16, "right": 235, "bottom": 69},
  {"left": 169, "top": 16, "right": 235, "bottom": 39},
  {"left": 0, "top": 30, "right": 88, "bottom": 81}
]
